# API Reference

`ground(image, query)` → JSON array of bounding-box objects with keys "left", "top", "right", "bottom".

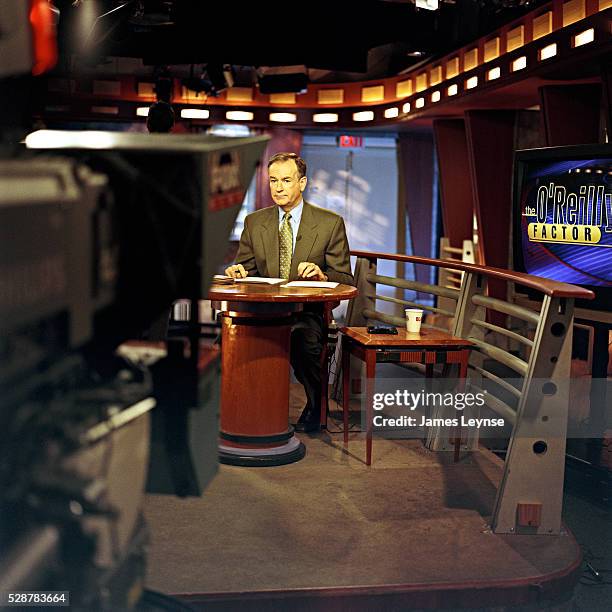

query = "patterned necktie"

[{"left": 279, "top": 213, "right": 293, "bottom": 279}]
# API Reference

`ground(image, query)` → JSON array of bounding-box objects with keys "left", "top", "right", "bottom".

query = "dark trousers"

[{"left": 290, "top": 311, "right": 324, "bottom": 419}]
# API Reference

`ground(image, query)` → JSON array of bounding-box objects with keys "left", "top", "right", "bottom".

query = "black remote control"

[{"left": 367, "top": 326, "right": 398, "bottom": 335}]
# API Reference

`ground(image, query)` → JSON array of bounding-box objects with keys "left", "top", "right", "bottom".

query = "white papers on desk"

[
  {"left": 281, "top": 281, "right": 339, "bottom": 288},
  {"left": 234, "top": 277, "right": 284, "bottom": 284},
  {"left": 212, "top": 274, "right": 234, "bottom": 284}
]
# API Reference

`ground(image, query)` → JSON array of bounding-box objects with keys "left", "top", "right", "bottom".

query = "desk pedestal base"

[
  {"left": 219, "top": 437, "right": 305, "bottom": 467},
  {"left": 217, "top": 305, "right": 306, "bottom": 466}
]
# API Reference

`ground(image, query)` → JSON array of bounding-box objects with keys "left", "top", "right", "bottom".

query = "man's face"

[{"left": 268, "top": 160, "right": 307, "bottom": 210}]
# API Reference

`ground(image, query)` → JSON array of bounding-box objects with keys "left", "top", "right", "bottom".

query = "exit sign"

[{"left": 338, "top": 135, "right": 363, "bottom": 148}]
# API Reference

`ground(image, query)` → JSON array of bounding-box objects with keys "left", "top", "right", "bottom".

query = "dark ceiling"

[{"left": 54, "top": 0, "right": 550, "bottom": 83}]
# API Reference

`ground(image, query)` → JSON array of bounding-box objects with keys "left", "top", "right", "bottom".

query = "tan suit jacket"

[{"left": 235, "top": 201, "right": 354, "bottom": 285}]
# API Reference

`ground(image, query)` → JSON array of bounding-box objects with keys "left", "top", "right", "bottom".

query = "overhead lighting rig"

[
  {"left": 257, "top": 66, "right": 308, "bottom": 95},
  {"left": 181, "top": 64, "right": 234, "bottom": 97}
]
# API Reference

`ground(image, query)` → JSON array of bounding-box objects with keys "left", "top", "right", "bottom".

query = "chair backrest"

[{"left": 346, "top": 250, "right": 593, "bottom": 536}]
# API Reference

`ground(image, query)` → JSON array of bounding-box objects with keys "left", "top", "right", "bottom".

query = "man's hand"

[
  {"left": 297, "top": 262, "right": 327, "bottom": 281},
  {"left": 225, "top": 264, "right": 247, "bottom": 279}
]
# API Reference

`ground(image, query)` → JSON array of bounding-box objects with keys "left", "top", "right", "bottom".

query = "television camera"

[{"left": 0, "top": 131, "right": 268, "bottom": 609}]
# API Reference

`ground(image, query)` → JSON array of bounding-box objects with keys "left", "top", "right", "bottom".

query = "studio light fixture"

[
  {"left": 539, "top": 43, "right": 557, "bottom": 61},
  {"left": 313, "top": 113, "right": 339, "bottom": 123},
  {"left": 415, "top": 0, "right": 439, "bottom": 10},
  {"left": 573, "top": 28, "right": 594, "bottom": 47},
  {"left": 269, "top": 113, "right": 297, "bottom": 123},
  {"left": 353, "top": 111, "right": 374, "bottom": 122},
  {"left": 181, "top": 109, "right": 210, "bottom": 119},
  {"left": 25, "top": 130, "right": 115, "bottom": 149},
  {"left": 226, "top": 111, "right": 254, "bottom": 121}
]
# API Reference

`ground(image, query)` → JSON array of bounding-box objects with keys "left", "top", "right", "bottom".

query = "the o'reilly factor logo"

[{"left": 525, "top": 183, "right": 612, "bottom": 245}]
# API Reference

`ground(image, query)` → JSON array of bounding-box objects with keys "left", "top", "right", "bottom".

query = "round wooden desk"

[{"left": 209, "top": 281, "right": 357, "bottom": 466}]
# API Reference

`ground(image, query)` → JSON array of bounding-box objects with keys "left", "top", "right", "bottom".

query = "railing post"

[
  {"left": 426, "top": 272, "right": 484, "bottom": 452},
  {"left": 452, "top": 271, "right": 485, "bottom": 339},
  {"left": 438, "top": 237, "right": 460, "bottom": 323},
  {"left": 491, "top": 296, "right": 574, "bottom": 535}
]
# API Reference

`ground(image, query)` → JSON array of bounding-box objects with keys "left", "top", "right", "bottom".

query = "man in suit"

[{"left": 225, "top": 152, "right": 353, "bottom": 432}]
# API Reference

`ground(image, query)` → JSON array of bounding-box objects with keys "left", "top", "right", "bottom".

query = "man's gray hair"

[{"left": 267, "top": 152, "right": 307, "bottom": 179}]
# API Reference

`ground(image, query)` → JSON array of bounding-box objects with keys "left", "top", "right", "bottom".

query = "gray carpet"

[
  {"left": 562, "top": 492, "right": 612, "bottom": 612},
  {"left": 144, "top": 429, "right": 579, "bottom": 597}
]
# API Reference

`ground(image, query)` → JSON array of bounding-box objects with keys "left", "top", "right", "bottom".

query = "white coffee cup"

[{"left": 405, "top": 308, "right": 423, "bottom": 334}]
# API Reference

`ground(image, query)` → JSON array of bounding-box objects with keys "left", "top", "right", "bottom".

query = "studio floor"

[{"left": 142, "top": 391, "right": 594, "bottom": 611}]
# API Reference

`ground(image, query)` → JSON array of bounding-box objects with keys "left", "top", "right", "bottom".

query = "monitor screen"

[{"left": 513, "top": 144, "right": 612, "bottom": 312}]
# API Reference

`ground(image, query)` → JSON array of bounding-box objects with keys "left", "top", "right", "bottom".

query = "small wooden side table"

[{"left": 341, "top": 327, "right": 474, "bottom": 466}]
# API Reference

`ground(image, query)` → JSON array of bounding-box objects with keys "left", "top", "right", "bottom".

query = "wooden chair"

[{"left": 319, "top": 300, "right": 339, "bottom": 428}]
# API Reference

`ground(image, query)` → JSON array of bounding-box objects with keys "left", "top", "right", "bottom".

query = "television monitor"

[{"left": 512, "top": 144, "right": 612, "bottom": 313}]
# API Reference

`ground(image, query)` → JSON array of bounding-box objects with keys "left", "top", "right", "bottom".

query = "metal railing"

[{"left": 345, "top": 250, "right": 593, "bottom": 535}]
